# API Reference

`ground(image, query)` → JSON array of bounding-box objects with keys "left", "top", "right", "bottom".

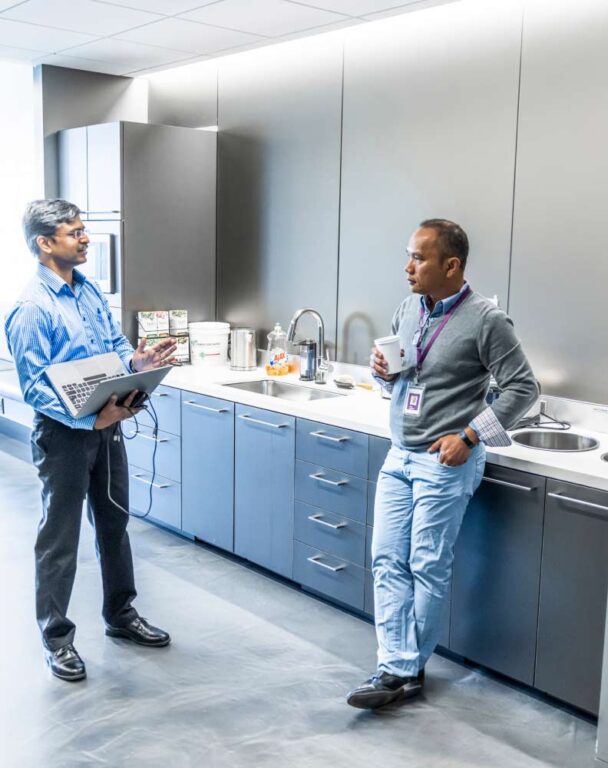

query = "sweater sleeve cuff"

[{"left": 470, "top": 407, "right": 512, "bottom": 447}]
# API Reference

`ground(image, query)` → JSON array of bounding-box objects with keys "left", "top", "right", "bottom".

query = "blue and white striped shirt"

[{"left": 5, "top": 264, "right": 134, "bottom": 430}]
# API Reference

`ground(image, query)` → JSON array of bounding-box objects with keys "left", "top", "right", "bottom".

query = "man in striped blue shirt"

[{"left": 5, "top": 199, "right": 177, "bottom": 682}]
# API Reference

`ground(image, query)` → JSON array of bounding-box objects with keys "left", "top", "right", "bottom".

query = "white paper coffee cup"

[{"left": 374, "top": 334, "right": 402, "bottom": 374}]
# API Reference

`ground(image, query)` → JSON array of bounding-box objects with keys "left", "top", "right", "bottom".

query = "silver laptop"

[{"left": 46, "top": 352, "right": 172, "bottom": 419}]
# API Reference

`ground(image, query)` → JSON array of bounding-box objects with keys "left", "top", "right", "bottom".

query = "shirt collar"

[
  {"left": 420, "top": 281, "right": 469, "bottom": 317},
  {"left": 37, "top": 263, "right": 87, "bottom": 295}
]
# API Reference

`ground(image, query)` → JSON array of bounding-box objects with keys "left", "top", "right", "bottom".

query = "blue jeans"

[{"left": 371, "top": 443, "right": 486, "bottom": 677}]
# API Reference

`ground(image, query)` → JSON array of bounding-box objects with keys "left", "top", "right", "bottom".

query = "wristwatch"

[{"left": 458, "top": 430, "right": 475, "bottom": 449}]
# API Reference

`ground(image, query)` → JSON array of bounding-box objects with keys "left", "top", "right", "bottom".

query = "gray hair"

[{"left": 23, "top": 199, "right": 81, "bottom": 257}]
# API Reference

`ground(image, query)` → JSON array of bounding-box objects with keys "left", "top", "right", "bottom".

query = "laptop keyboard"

[{"left": 62, "top": 373, "right": 123, "bottom": 411}]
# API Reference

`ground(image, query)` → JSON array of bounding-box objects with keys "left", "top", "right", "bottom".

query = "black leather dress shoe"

[
  {"left": 105, "top": 616, "right": 171, "bottom": 647},
  {"left": 346, "top": 669, "right": 424, "bottom": 709},
  {"left": 45, "top": 643, "right": 87, "bottom": 682}
]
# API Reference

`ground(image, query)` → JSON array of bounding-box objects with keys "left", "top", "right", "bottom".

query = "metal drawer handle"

[
  {"left": 310, "top": 430, "right": 350, "bottom": 443},
  {"left": 185, "top": 400, "right": 228, "bottom": 413},
  {"left": 308, "top": 513, "right": 347, "bottom": 530},
  {"left": 482, "top": 477, "right": 535, "bottom": 492},
  {"left": 238, "top": 414, "right": 288, "bottom": 429},
  {"left": 548, "top": 492, "right": 608, "bottom": 514},
  {"left": 130, "top": 473, "right": 171, "bottom": 489},
  {"left": 151, "top": 392, "right": 168, "bottom": 398},
  {"left": 126, "top": 431, "right": 168, "bottom": 443},
  {"left": 309, "top": 472, "right": 348, "bottom": 487},
  {"left": 307, "top": 554, "right": 345, "bottom": 572}
]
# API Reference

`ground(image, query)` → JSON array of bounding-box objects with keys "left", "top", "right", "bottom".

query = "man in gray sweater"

[{"left": 347, "top": 219, "right": 538, "bottom": 709}]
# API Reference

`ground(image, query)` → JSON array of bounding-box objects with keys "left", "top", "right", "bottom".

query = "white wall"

[{"left": 0, "top": 61, "right": 39, "bottom": 359}]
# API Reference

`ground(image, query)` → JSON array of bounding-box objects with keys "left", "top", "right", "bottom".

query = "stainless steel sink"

[
  {"left": 512, "top": 430, "right": 599, "bottom": 452},
  {"left": 224, "top": 379, "right": 344, "bottom": 402}
]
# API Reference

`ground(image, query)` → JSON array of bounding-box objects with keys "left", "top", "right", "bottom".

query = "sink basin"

[
  {"left": 224, "top": 379, "right": 344, "bottom": 402},
  {"left": 512, "top": 430, "right": 599, "bottom": 452}
]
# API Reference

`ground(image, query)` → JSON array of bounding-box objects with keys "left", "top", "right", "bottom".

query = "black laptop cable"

[{"left": 106, "top": 397, "right": 160, "bottom": 519}]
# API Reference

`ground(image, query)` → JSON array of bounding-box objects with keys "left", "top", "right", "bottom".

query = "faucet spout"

[{"left": 286, "top": 308, "right": 327, "bottom": 383}]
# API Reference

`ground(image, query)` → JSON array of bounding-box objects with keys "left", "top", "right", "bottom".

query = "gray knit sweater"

[{"left": 385, "top": 290, "right": 538, "bottom": 450}]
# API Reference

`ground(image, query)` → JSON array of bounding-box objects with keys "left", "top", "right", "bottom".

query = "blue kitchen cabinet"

[
  {"left": 126, "top": 388, "right": 182, "bottom": 532},
  {"left": 181, "top": 391, "right": 235, "bottom": 552},
  {"left": 234, "top": 404, "right": 295, "bottom": 578},
  {"left": 129, "top": 468, "right": 181, "bottom": 531}
]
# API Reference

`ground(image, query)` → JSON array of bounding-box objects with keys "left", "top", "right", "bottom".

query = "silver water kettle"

[{"left": 230, "top": 328, "right": 257, "bottom": 370}]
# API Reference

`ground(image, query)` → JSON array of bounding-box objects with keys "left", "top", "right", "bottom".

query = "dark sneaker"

[
  {"left": 105, "top": 616, "right": 170, "bottom": 647},
  {"left": 346, "top": 669, "right": 424, "bottom": 709},
  {"left": 45, "top": 643, "right": 86, "bottom": 682}
]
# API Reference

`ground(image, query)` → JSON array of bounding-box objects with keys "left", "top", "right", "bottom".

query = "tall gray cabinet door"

[
  {"left": 450, "top": 466, "right": 545, "bottom": 685},
  {"left": 58, "top": 127, "right": 88, "bottom": 212},
  {"left": 338, "top": 2, "right": 523, "bottom": 363},
  {"left": 86, "top": 122, "right": 121, "bottom": 216},
  {"left": 121, "top": 123, "right": 217, "bottom": 340},
  {"left": 535, "top": 481, "right": 608, "bottom": 715},
  {"left": 509, "top": 0, "right": 608, "bottom": 404},
  {"left": 234, "top": 405, "right": 295, "bottom": 579}
]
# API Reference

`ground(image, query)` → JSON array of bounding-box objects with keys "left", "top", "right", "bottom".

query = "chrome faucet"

[{"left": 287, "top": 308, "right": 328, "bottom": 384}]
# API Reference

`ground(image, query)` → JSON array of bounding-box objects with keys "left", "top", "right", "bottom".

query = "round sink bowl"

[{"left": 512, "top": 430, "right": 599, "bottom": 452}]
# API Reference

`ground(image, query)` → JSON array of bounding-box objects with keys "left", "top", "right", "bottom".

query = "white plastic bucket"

[{"left": 189, "top": 322, "right": 230, "bottom": 366}]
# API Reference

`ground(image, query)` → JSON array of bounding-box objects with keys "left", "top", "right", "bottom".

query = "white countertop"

[{"left": 166, "top": 364, "right": 608, "bottom": 493}]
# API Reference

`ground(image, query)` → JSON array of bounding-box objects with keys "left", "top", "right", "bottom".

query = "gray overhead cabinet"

[{"left": 57, "top": 121, "right": 217, "bottom": 344}]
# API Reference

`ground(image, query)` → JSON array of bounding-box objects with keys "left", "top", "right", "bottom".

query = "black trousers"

[{"left": 31, "top": 414, "right": 137, "bottom": 651}]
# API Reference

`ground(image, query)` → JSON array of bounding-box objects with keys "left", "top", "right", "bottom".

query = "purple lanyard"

[{"left": 415, "top": 285, "right": 471, "bottom": 377}]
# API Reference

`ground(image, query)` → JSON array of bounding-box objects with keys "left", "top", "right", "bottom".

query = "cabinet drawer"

[
  {"left": 135, "top": 385, "right": 181, "bottom": 436},
  {"left": 296, "top": 419, "right": 368, "bottom": 477},
  {"left": 182, "top": 390, "right": 234, "bottom": 420},
  {"left": 294, "top": 501, "right": 366, "bottom": 567},
  {"left": 129, "top": 468, "right": 181, "bottom": 530},
  {"left": 293, "top": 541, "right": 365, "bottom": 611},
  {"left": 295, "top": 459, "right": 367, "bottom": 523},
  {"left": 124, "top": 424, "right": 181, "bottom": 482},
  {"left": 368, "top": 436, "right": 390, "bottom": 482}
]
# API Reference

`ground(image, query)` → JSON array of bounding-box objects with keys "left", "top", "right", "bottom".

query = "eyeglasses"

[{"left": 55, "top": 228, "right": 88, "bottom": 240}]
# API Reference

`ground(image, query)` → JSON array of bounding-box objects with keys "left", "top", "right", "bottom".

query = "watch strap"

[{"left": 458, "top": 430, "right": 475, "bottom": 449}]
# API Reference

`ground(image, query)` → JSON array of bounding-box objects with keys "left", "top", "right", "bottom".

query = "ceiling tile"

[
  {"left": 91, "top": 0, "right": 217, "bottom": 15},
  {"left": 0, "top": 1, "right": 27, "bottom": 10},
  {"left": 0, "top": 18, "right": 95, "bottom": 52},
  {"left": 180, "top": 0, "right": 348, "bottom": 38},
  {"left": 284, "top": 0, "right": 417, "bottom": 15},
  {"left": 61, "top": 37, "right": 194, "bottom": 71},
  {"left": 117, "top": 16, "right": 262, "bottom": 54},
  {"left": 0, "top": 43, "right": 46, "bottom": 63},
  {"left": 3, "top": 0, "right": 160, "bottom": 36}
]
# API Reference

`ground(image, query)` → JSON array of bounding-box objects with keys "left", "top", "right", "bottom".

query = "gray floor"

[{"left": 0, "top": 432, "right": 598, "bottom": 768}]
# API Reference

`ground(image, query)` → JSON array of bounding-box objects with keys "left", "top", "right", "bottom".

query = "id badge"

[{"left": 404, "top": 383, "right": 425, "bottom": 417}]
